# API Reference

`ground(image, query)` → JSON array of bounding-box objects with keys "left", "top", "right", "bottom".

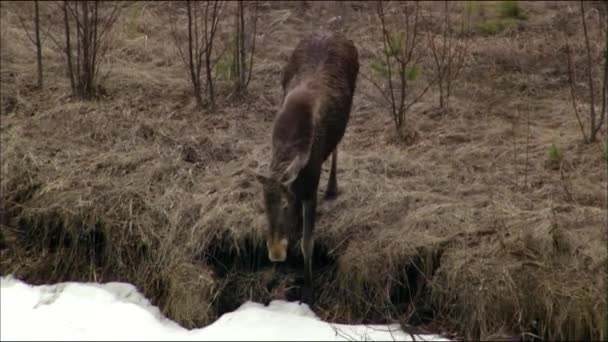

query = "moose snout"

[{"left": 267, "top": 238, "right": 288, "bottom": 262}]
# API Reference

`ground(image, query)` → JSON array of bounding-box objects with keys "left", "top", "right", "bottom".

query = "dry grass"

[{"left": 1, "top": 1, "right": 606, "bottom": 340}]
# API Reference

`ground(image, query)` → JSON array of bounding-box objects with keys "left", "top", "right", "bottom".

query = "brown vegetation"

[
  {"left": 565, "top": 0, "right": 607, "bottom": 143},
  {"left": 0, "top": 1, "right": 606, "bottom": 341}
]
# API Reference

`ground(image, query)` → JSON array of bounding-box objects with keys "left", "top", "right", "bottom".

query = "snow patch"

[{"left": 1, "top": 275, "right": 448, "bottom": 341}]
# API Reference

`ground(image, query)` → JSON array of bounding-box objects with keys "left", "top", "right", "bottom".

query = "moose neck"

[{"left": 269, "top": 85, "right": 318, "bottom": 179}]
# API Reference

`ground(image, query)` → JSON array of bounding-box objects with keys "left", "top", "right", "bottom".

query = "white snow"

[{"left": 1, "top": 275, "right": 448, "bottom": 341}]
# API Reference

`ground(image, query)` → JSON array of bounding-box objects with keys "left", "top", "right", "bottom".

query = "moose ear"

[{"left": 281, "top": 153, "right": 308, "bottom": 187}]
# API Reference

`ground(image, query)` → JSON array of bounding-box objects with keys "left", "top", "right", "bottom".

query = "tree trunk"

[
  {"left": 63, "top": 1, "right": 76, "bottom": 94},
  {"left": 81, "top": 1, "right": 92, "bottom": 99},
  {"left": 204, "top": 1, "right": 219, "bottom": 110},
  {"left": 75, "top": 1, "right": 82, "bottom": 96},
  {"left": 186, "top": 1, "right": 202, "bottom": 106},
  {"left": 34, "top": 0, "right": 42, "bottom": 89},
  {"left": 238, "top": 1, "right": 246, "bottom": 91},
  {"left": 233, "top": 2, "right": 240, "bottom": 92},
  {"left": 206, "top": 46, "right": 214, "bottom": 109},
  {"left": 596, "top": 2, "right": 608, "bottom": 139},
  {"left": 439, "top": 78, "right": 444, "bottom": 109},
  {"left": 580, "top": 1, "right": 597, "bottom": 142},
  {"left": 245, "top": 1, "right": 258, "bottom": 88},
  {"left": 90, "top": 2, "right": 98, "bottom": 85}
]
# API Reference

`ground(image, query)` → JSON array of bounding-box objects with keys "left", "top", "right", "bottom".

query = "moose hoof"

[
  {"left": 299, "top": 285, "right": 315, "bottom": 307},
  {"left": 324, "top": 189, "right": 338, "bottom": 200}
]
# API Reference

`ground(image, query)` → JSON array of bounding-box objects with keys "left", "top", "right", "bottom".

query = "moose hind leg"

[
  {"left": 300, "top": 196, "right": 317, "bottom": 307},
  {"left": 325, "top": 149, "right": 338, "bottom": 200}
]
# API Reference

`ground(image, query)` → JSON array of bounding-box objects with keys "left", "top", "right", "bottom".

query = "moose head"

[{"left": 254, "top": 154, "right": 308, "bottom": 262}]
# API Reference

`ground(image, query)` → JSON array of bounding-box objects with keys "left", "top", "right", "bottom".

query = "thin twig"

[
  {"left": 580, "top": 1, "right": 598, "bottom": 141},
  {"left": 565, "top": 41, "right": 590, "bottom": 143},
  {"left": 245, "top": 0, "right": 259, "bottom": 88},
  {"left": 597, "top": 1, "right": 608, "bottom": 136},
  {"left": 359, "top": 71, "right": 392, "bottom": 106},
  {"left": 377, "top": 1, "right": 397, "bottom": 129},
  {"left": 15, "top": 8, "right": 36, "bottom": 45},
  {"left": 524, "top": 107, "right": 530, "bottom": 189},
  {"left": 169, "top": 8, "right": 188, "bottom": 68},
  {"left": 512, "top": 111, "right": 519, "bottom": 188}
]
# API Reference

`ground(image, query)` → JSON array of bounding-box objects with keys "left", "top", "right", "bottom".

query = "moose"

[{"left": 253, "top": 32, "right": 359, "bottom": 306}]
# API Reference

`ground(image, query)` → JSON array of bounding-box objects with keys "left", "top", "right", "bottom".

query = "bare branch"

[
  {"left": 425, "top": 1, "right": 470, "bottom": 109},
  {"left": 15, "top": 7, "right": 37, "bottom": 46},
  {"left": 34, "top": 0, "right": 42, "bottom": 89},
  {"left": 169, "top": 6, "right": 189, "bottom": 68},
  {"left": 581, "top": 1, "right": 598, "bottom": 141},
  {"left": 377, "top": 1, "right": 397, "bottom": 125},
  {"left": 245, "top": 1, "right": 258, "bottom": 88},
  {"left": 566, "top": 41, "right": 590, "bottom": 143},
  {"left": 210, "top": 37, "right": 231, "bottom": 71},
  {"left": 359, "top": 71, "right": 393, "bottom": 106},
  {"left": 599, "top": 23, "right": 608, "bottom": 134},
  {"left": 402, "top": 78, "right": 434, "bottom": 114},
  {"left": 65, "top": 1, "right": 82, "bottom": 31},
  {"left": 58, "top": 0, "right": 122, "bottom": 99},
  {"left": 63, "top": 0, "right": 76, "bottom": 93},
  {"left": 96, "top": 2, "right": 123, "bottom": 43}
]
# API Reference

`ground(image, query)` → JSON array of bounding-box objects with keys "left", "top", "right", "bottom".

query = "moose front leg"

[
  {"left": 325, "top": 149, "right": 338, "bottom": 199},
  {"left": 300, "top": 195, "right": 317, "bottom": 307}
]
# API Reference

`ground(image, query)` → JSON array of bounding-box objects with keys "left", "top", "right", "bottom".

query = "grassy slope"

[{"left": 1, "top": 1, "right": 606, "bottom": 340}]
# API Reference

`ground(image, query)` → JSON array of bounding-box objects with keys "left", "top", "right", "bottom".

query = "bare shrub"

[
  {"left": 565, "top": 0, "right": 607, "bottom": 143},
  {"left": 59, "top": 1, "right": 123, "bottom": 99},
  {"left": 231, "top": 1, "right": 258, "bottom": 96},
  {"left": 365, "top": 1, "right": 432, "bottom": 140},
  {"left": 11, "top": 1, "right": 44, "bottom": 89},
  {"left": 169, "top": 0, "right": 225, "bottom": 109},
  {"left": 425, "top": 1, "right": 471, "bottom": 110}
]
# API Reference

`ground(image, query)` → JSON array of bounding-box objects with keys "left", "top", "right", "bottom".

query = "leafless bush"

[
  {"left": 565, "top": 0, "right": 607, "bottom": 143},
  {"left": 425, "top": 1, "right": 471, "bottom": 110},
  {"left": 12, "top": 1, "right": 44, "bottom": 89},
  {"left": 231, "top": 1, "right": 258, "bottom": 96},
  {"left": 56, "top": 1, "right": 124, "bottom": 99},
  {"left": 6, "top": 1, "right": 70, "bottom": 91},
  {"left": 170, "top": 0, "right": 225, "bottom": 109},
  {"left": 365, "top": 1, "right": 432, "bottom": 140}
]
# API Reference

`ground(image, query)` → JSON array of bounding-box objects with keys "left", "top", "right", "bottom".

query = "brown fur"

[{"left": 255, "top": 32, "right": 359, "bottom": 306}]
